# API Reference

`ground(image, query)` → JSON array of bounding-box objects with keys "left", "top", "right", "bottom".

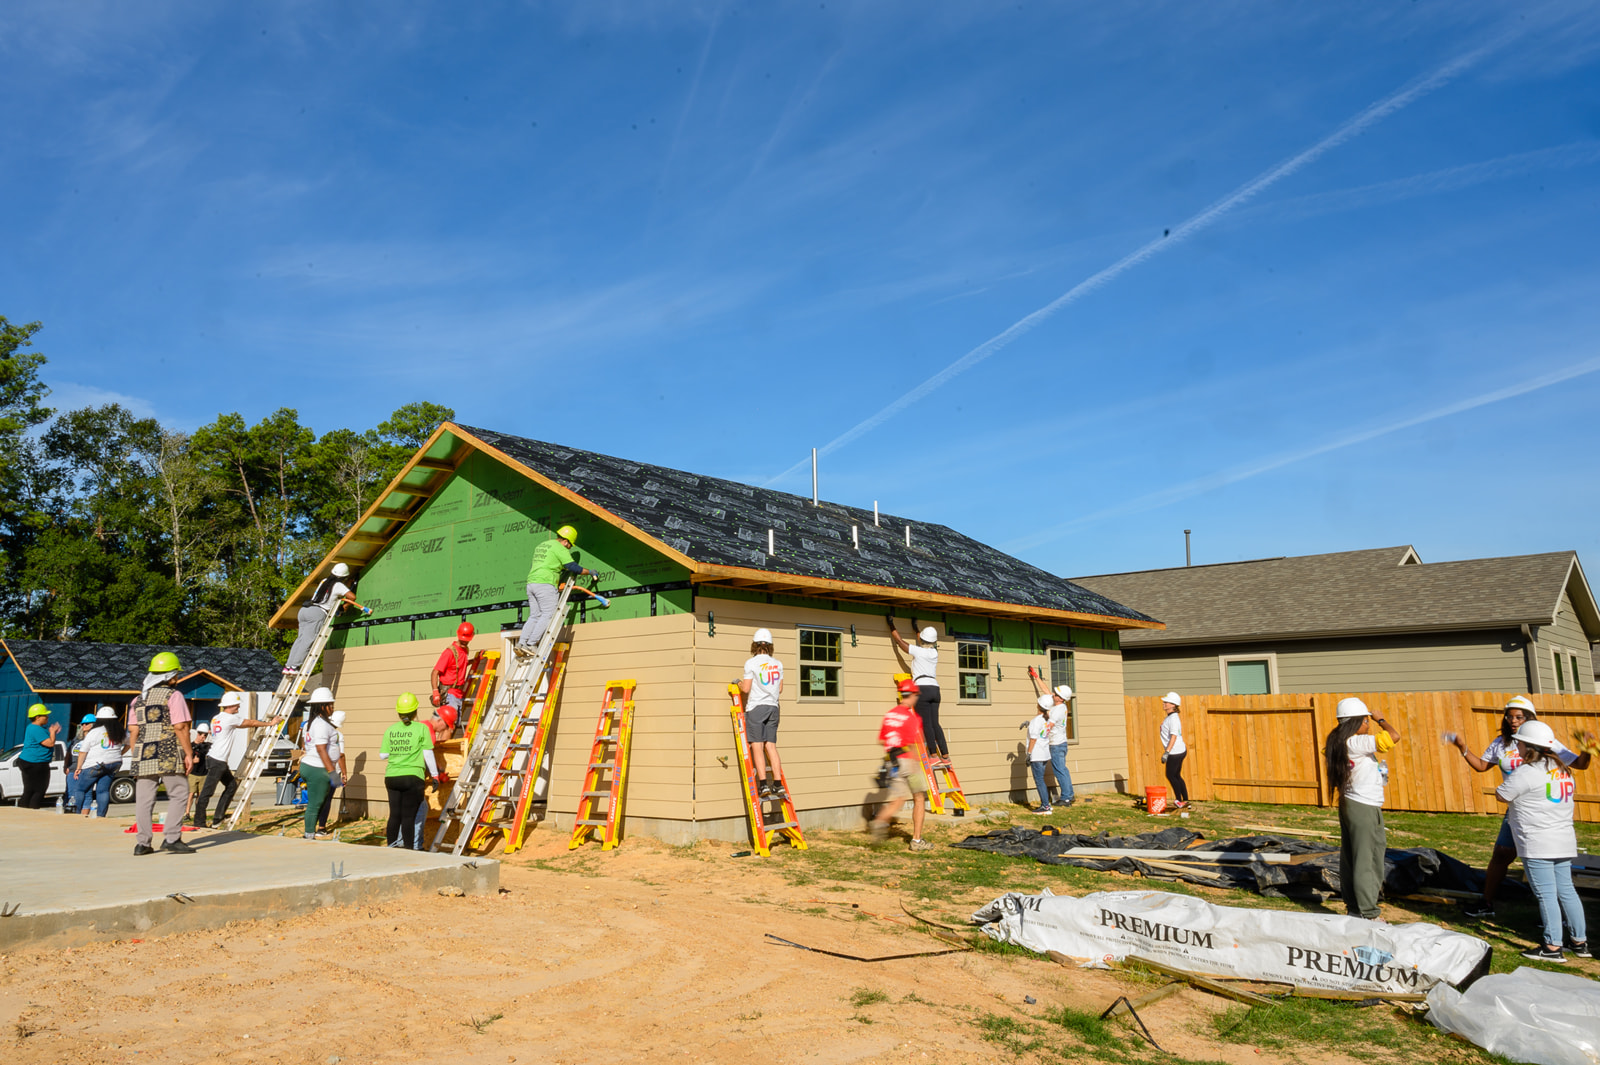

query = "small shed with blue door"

[{"left": 0, "top": 640, "right": 285, "bottom": 749}]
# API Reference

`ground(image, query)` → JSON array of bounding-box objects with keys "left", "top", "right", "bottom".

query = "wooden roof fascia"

[
  {"left": 175, "top": 668, "right": 241, "bottom": 691},
  {"left": 268, "top": 423, "right": 473, "bottom": 629},
  {"left": 447, "top": 424, "right": 703, "bottom": 572},
  {"left": 689, "top": 565, "right": 1165, "bottom": 631},
  {"left": 0, "top": 640, "right": 38, "bottom": 694},
  {"left": 1557, "top": 554, "right": 1600, "bottom": 639}
]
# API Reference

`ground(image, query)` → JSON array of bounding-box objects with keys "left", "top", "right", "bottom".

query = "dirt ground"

[{"left": 0, "top": 820, "right": 1434, "bottom": 1065}]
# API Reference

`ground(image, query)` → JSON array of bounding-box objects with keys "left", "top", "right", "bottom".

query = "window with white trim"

[
  {"left": 1553, "top": 647, "right": 1584, "bottom": 693},
  {"left": 1048, "top": 647, "right": 1078, "bottom": 741},
  {"left": 956, "top": 640, "right": 990, "bottom": 702},
  {"left": 1219, "top": 653, "right": 1277, "bottom": 695},
  {"left": 797, "top": 627, "right": 841, "bottom": 699}
]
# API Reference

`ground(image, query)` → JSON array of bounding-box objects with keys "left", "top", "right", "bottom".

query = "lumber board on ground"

[
  {"left": 1237, "top": 824, "right": 1332, "bottom": 838},
  {"left": 1107, "top": 981, "right": 1184, "bottom": 1016},
  {"left": 1291, "top": 987, "right": 1428, "bottom": 1002},
  {"left": 1126, "top": 956, "right": 1277, "bottom": 1006},
  {"left": 1138, "top": 858, "right": 1231, "bottom": 881}
]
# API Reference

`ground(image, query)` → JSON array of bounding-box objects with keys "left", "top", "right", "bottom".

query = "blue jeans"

[
  {"left": 1048, "top": 744, "right": 1074, "bottom": 803},
  {"left": 1524, "top": 858, "right": 1587, "bottom": 948},
  {"left": 64, "top": 767, "right": 83, "bottom": 811},
  {"left": 81, "top": 763, "right": 116, "bottom": 816},
  {"left": 1029, "top": 761, "right": 1052, "bottom": 809}
]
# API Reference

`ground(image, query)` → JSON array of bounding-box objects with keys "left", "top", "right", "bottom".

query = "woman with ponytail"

[
  {"left": 1324, "top": 697, "right": 1400, "bottom": 920},
  {"left": 1497, "top": 720, "right": 1590, "bottom": 961}
]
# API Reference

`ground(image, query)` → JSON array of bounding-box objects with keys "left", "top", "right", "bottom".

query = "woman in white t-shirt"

[
  {"left": 75, "top": 706, "right": 127, "bottom": 818},
  {"left": 1495, "top": 720, "right": 1590, "bottom": 961},
  {"left": 297, "top": 688, "right": 342, "bottom": 840},
  {"left": 1026, "top": 697, "right": 1053, "bottom": 814},
  {"left": 1158, "top": 693, "right": 1189, "bottom": 809},
  {"left": 1324, "top": 697, "right": 1401, "bottom": 920},
  {"left": 889, "top": 618, "right": 947, "bottom": 765},
  {"left": 1451, "top": 696, "right": 1590, "bottom": 919}
]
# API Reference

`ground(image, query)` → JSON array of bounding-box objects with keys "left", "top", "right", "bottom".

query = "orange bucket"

[{"left": 1145, "top": 786, "right": 1167, "bottom": 815}]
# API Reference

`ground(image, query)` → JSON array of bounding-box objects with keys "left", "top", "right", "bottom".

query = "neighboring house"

[
  {"left": 1074, "top": 546, "right": 1599, "bottom": 697},
  {"left": 271, "top": 422, "right": 1159, "bottom": 840},
  {"left": 0, "top": 640, "right": 286, "bottom": 749}
]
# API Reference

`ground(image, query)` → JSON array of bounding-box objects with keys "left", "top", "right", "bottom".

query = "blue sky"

[{"left": 4, "top": 1, "right": 1599, "bottom": 580}]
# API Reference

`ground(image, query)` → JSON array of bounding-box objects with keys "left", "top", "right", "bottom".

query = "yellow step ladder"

[
  {"left": 727, "top": 684, "right": 806, "bottom": 856},
  {"left": 569, "top": 680, "right": 635, "bottom": 851}
]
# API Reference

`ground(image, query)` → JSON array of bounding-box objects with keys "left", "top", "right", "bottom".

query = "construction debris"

[
  {"left": 763, "top": 932, "right": 969, "bottom": 962},
  {"left": 1427, "top": 968, "right": 1600, "bottom": 1065},
  {"left": 1124, "top": 955, "right": 1277, "bottom": 1006}
]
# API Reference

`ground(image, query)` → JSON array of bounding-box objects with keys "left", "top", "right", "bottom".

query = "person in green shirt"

[
  {"left": 515, "top": 524, "right": 607, "bottom": 656},
  {"left": 380, "top": 692, "right": 443, "bottom": 849}
]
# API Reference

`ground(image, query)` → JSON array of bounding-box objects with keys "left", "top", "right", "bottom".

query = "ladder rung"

[
  {"left": 589, "top": 761, "right": 617, "bottom": 769},
  {"left": 760, "top": 820, "right": 799, "bottom": 831},
  {"left": 581, "top": 790, "right": 613, "bottom": 797},
  {"left": 574, "top": 818, "right": 609, "bottom": 826}
]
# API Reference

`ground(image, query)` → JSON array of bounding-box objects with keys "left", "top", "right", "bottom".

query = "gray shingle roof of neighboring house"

[
  {"left": 458, "top": 425, "right": 1155, "bottom": 626},
  {"left": 1074, "top": 546, "right": 1599, "bottom": 647},
  {"left": 1, "top": 640, "right": 284, "bottom": 693}
]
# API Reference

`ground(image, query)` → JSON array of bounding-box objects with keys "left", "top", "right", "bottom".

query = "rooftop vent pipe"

[
  {"left": 811, "top": 448, "right": 818, "bottom": 507},
  {"left": 767, "top": 529, "right": 775, "bottom": 557}
]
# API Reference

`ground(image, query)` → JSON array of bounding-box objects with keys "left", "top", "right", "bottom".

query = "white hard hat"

[
  {"left": 330, "top": 710, "right": 347, "bottom": 728},
  {"left": 332, "top": 562, "right": 350, "bottom": 578},
  {"left": 197, "top": 723, "right": 210, "bottom": 733},
  {"left": 1162, "top": 692, "right": 1181, "bottom": 707},
  {"left": 1513, "top": 720, "right": 1556, "bottom": 749},
  {"left": 95, "top": 706, "right": 118, "bottom": 721},
  {"left": 1037, "top": 695, "right": 1054, "bottom": 710},
  {"left": 919, "top": 627, "right": 937, "bottom": 643},
  {"left": 1054, "top": 685, "right": 1073, "bottom": 701},
  {"left": 1504, "top": 695, "right": 1537, "bottom": 717},
  {"left": 1335, "top": 697, "right": 1370, "bottom": 720},
  {"left": 752, "top": 628, "right": 773, "bottom": 644},
  {"left": 306, "top": 686, "right": 336, "bottom": 704},
  {"left": 219, "top": 691, "right": 243, "bottom": 708}
]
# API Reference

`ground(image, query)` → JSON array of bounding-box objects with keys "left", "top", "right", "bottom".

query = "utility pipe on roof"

[
  {"left": 873, "top": 501, "right": 879, "bottom": 527},
  {"left": 767, "top": 529, "right": 775, "bottom": 557},
  {"left": 852, "top": 525, "right": 859, "bottom": 550},
  {"left": 905, "top": 525, "right": 912, "bottom": 547},
  {"left": 811, "top": 448, "right": 818, "bottom": 507}
]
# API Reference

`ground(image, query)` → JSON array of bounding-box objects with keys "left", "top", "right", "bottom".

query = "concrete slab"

[{"left": 0, "top": 808, "right": 497, "bottom": 950}]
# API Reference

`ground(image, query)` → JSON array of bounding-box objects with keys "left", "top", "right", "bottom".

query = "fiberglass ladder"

[
  {"left": 430, "top": 578, "right": 580, "bottom": 855},
  {"left": 913, "top": 741, "right": 969, "bottom": 816},
  {"left": 569, "top": 680, "right": 636, "bottom": 851},
  {"left": 463, "top": 643, "right": 569, "bottom": 855},
  {"left": 221, "top": 606, "right": 341, "bottom": 831},
  {"left": 727, "top": 684, "right": 806, "bottom": 856}
]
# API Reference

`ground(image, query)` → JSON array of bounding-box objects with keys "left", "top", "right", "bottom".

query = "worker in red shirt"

[
  {"left": 430, "top": 621, "right": 475, "bottom": 733},
  {"left": 870, "top": 679, "right": 932, "bottom": 851}
]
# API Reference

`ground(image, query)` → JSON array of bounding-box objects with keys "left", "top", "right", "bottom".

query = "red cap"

[
  {"left": 457, "top": 621, "right": 475, "bottom": 640},
  {"left": 896, "top": 678, "right": 919, "bottom": 695}
]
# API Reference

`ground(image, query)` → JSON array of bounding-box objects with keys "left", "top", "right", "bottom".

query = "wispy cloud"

[
  {"left": 44, "top": 381, "right": 160, "bottom": 421},
  {"left": 1005, "top": 352, "right": 1600, "bottom": 553},
  {"left": 762, "top": 28, "right": 1517, "bottom": 487}
]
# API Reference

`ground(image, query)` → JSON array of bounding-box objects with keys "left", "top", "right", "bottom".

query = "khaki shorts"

[{"left": 886, "top": 756, "right": 928, "bottom": 799}]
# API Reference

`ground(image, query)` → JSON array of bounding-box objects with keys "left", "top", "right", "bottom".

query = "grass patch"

[
  {"left": 849, "top": 987, "right": 889, "bottom": 1008},
  {"left": 1209, "top": 998, "right": 1480, "bottom": 1063},
  {"left": 463, "top": 1012, "right": 503, "bottom": 1034},
  {"left": 976, "top": 1013, "right": 1048, "bottom": 1056}
]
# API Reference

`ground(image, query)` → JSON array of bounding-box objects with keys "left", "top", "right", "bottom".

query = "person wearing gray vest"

[{"left": 128, "top": 651, "right": 198, "bottom": 855}]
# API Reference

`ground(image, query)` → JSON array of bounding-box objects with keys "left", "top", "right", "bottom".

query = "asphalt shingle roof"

[
  {"left": 1074, "top": 547, "right": 1590, "bottom": 647},
  {"left": 2, "top": 640, "right": 284, "bottom": 693},
  {"left": 458, "top": 425, "right": 1153, "bottom": 626}
]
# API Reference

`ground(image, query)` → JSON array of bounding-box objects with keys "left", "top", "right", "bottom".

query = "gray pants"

[
  {"left": 286, "top": 604, "right": 329, "bottom": 670},
  {"left": 136, "top": 775, "right": 191, "bottom": 847},
  {"left": 518, "top": 583, "right": 561, "bottom": 648},
  {"left": 1338, "top": 798, "right": 1386, "bottom": 919}
]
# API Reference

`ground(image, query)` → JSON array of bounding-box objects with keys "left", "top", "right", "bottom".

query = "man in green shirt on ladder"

[{"left": 516, "top": 524, "right": 608, "bottom": 657}]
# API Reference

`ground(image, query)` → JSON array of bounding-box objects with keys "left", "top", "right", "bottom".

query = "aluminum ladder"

[
  {"left": 568, "top": 680, "right": 636, "bottom": 851},
  {"left": 727, "top": 683, "right": 806, "bottom": 856},
  {"left": 430, "top": 578, "right": 578, "bottom": 854},
  {"left": 466, "top": 643, "right": 569, "bottom": 855}
]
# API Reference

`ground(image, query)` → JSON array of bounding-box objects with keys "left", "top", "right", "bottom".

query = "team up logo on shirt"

[
  {"left": 1545, "top": 770, "right": 1575, "bottom": 805},
  {"left": 755, "top": 662, "right": 781, "bottom": 686}
]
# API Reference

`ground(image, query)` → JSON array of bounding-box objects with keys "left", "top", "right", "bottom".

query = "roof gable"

[
  {"left": 1075, "top": 547, "right": 1595, "bottom": 647},
  {"left": 0, "top": 640, "right": 284, "bottom": 694}
]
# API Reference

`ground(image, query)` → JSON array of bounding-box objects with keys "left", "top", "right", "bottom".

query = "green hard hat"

[
  {"left": 395, "top": 691, "right": 419, "bottom": 715},
  {"left": 149, "top": 651, "right": 181, "bottom": 673}
]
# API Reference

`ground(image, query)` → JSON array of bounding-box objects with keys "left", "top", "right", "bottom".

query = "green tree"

[{"left": 0, "top": 317, "right": 53, "bottom": 628}]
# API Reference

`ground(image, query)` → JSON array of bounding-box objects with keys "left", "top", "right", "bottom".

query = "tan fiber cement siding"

[
  {"left": 1121, "top": 629, "right": 1529, "bottom": 697},
  {"left": 1538, "top": 588, "right": 1593, "bottom": 693}
]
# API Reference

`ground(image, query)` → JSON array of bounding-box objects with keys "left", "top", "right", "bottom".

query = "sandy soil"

[{"left": 0, "top": 826, "right": 1398, "bottom": 1065}]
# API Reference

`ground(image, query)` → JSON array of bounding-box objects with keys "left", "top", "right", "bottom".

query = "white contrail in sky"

[
  {"left": 1004, "top": 353, "right": 1600, "bottom": 553},
  {"left": 764, "top": 36, "right": 1507, "bottom": 488}
]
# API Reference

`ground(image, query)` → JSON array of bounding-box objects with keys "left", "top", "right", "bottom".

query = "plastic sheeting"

[
  {"left": 951, "top": 826, "right": 1518, "bottom": 901},
  {"left": 1427, "top": 968, "right": 1600, "bottom": 1065},
  {"left": 973, "top": 888, "right": 1490, "bottom": 992}
]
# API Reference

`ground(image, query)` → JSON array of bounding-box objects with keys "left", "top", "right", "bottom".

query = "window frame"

[
  {"left": 1218, "top": 652, "right": 1279, "bottom": 695},
  {"left": 1046, "top": 646, "right": 1079, "bottom": 743},
  {"left": 955, "top": 638, "right": 992, "bottom": 704},
  {"left": 795, "top": 624, "right": 844, "bottom": 702},
  {"left": 1551, "top": 645, "right": 1583, "bottom": 694}
]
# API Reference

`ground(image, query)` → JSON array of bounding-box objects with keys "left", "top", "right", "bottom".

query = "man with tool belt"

[
  {"left": 128, "top": 651, "right": 198, "bottom": 855},
  {"left": 430, "top": 621, "right": 475, "bottom": 732},
  {"left": 870, "top": 679, "right": 932, "bottom": 852}
]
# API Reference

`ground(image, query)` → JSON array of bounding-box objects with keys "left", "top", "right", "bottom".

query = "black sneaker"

[
  {"left": 1520, "top": 945, "right": 1565, "bottom": 963},
  {"left": 757, "top": 782, "right": 774, "bottom": 800},
  {"left": 1461, "top": 900, "right": 1495, "bottom": 919},
  {"left": 133, "top": 844, "right": 155, "bottom": 856},
  {"left": 161, "top": 839, "right": 197, "bottom": 854},
  {"left": 771, "top": 782, "right": 788, "bottom": 801},
  {"left": 1570, "top": 940, "right": 1593, "bottom": 959}
]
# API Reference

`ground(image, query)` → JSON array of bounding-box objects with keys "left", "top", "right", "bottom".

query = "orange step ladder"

[
  {"left": 913, "top": 740, "right": 969, "bottom": 816},
  {"left": 467, "top": 644, "right": 569, "bottom": 854},
  {"left": 459, "top": 649, "right": 502, "bottom": 744},
  {"left": 569, "top": 680, "right": 635, "bottom": 851},
  {"left": 727, "top": 684, "right": 806, "bottom": 856}
]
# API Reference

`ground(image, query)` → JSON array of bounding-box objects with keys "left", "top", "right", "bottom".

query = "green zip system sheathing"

[{"left": 331, "top": 451, "right": 691, "bottom": 649}]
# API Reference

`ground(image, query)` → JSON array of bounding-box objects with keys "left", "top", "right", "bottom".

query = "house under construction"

[{"left": 270, "top": 422, "right": 1161, "bottom": 843}]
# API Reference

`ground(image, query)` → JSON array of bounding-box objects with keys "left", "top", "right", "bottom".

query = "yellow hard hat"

[
  {"left": 149, "top": 651, "right": 181, "bottom": 673},
  {"left": 27, "top": 703, "right": 49, "bottom": 718},
  {"left": 556, "top": 524, "right": 578, "bottom": 543},
  {"left": 395, "top": 692, "right": 419, "bottom": 715}
]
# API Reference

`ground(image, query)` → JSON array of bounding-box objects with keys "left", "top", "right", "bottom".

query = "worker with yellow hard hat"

[
  {"left": 18, "top": 703, "right": 59, "bottom": 809},
  {"left": 128, "top": 651, "right": 199, "bottom": 855},
  {"left": 515, "top": 522, "right": 608, "bottom": 657},
  {"left": 379, "top": 692, "right": 444, "bottom": 849}
]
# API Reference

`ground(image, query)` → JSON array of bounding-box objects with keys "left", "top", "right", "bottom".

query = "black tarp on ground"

[{"left": 950, "top": 826, "right": 1521, "bottom": 901}]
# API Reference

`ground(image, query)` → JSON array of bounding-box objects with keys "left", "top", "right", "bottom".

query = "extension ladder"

[
  {"left": 460, "top": 649, "right": 502, "bottom": 743},
  {"left": 430, "top": 578, "right": 579, "bottom": 854},
  {"left": 569, "top": 680, "right": 636, "bottom": 851},
  {"left": 914, "top": 741, "right": 969, "bottom": 816},
  {"left": 222, "top": 605, "right": 342, "bottom": 831},
  {"left": 727, "top": 684, "right": 806, "bottom": 856},
  {"left": 467, "top": 644, "right": 569, "bottom": 855}
]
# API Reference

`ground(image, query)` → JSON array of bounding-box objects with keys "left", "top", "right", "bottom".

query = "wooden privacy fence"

[{"left": 1125, "top": 691, "right": 1600, "bottom": 823}]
